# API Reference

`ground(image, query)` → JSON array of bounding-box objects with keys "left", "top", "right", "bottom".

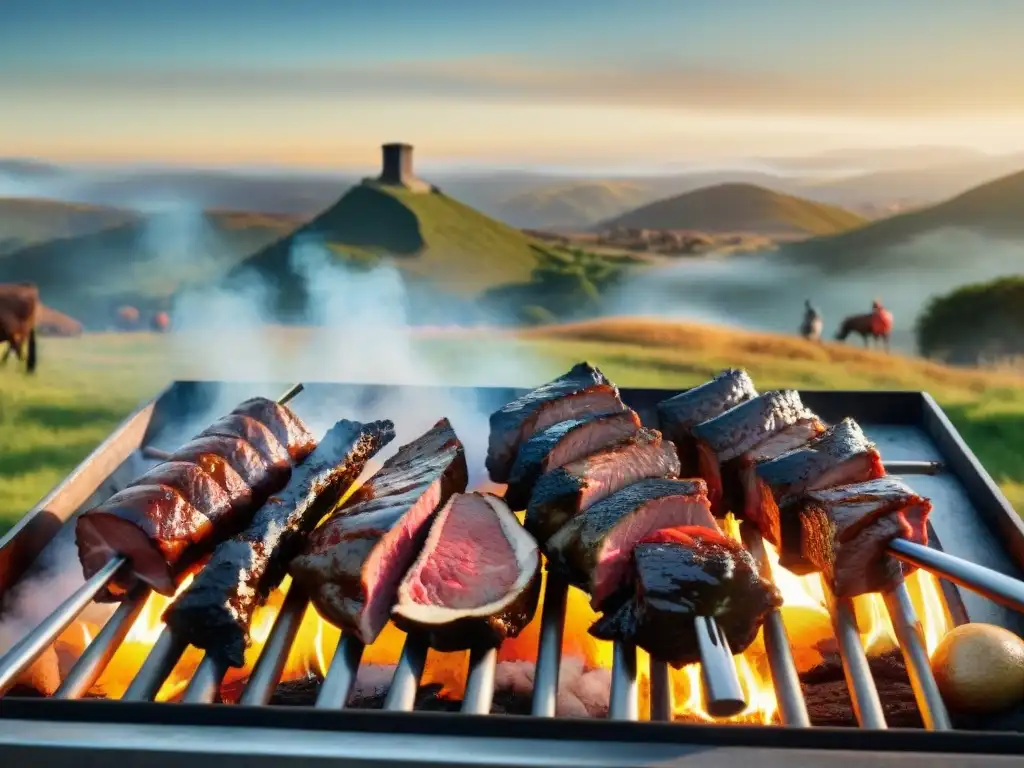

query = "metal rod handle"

[
  {"left": 889, "top": 538, "right": 1024, "bottom": 615},
  {"left": 695, "top": 616, "right": 746, "bottom": 718},
  {"left": 461, "top": 646, "right": 498, "bottom": 715},
  {"left": 531, "top": 574, "right": 568, "bottom": 717},
  {"left": 54, "top": 587, "right": 150, "bottom": 700},
  {"left": 883, "top": 582, "right": 952, "bottom": 730},
  {"left": 608, "top": 642, "right": 638, "bottom": 720},
  {"left": 121, "top": 627, "right": 187, "bottom": 702},
  {"left": 383, "top": 635, "right": 428, "bottom": 711},
  {"left": 823, "top": 581, "right": 887, "bottom": 729},
  {"left": 315, "top": 635, "right": 365, "bottom": 709},
  {"left": 0, "top": 556, "right": 125, "bottom": 696}
]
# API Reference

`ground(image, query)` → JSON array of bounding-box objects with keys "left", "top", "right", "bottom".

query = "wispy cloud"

[{"left": 8, "top": 55, "right": 1024, "bottom": 117}]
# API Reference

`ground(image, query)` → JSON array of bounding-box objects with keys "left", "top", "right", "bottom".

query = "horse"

[
  {"left": 0, "top": 282, "right": 40, "bottom": 373},
  {"left": 835, "top": 310, "right": 892, "bottom": 352},
  {"left": 800, "top": 299, "right": 823, "bottom": 342}
]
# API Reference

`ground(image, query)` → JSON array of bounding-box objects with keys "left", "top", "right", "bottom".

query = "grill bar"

[
  {"left": 889, "top": 539, "right": 1024, "bottom": 614},
  {"left": 695, "top": 618, "right": 745, "bottom": 718},
  {"left": 461, "top": 647, "right": 497, "bottom": 715},
  {"left": 121, "top": 628, "right": 185, "bottom": 702},
  {"left": 383, "top": 636, "right": 428, "bottom": 711},
  {"left": 54, "top": 588, "right": 149, "bottom": 700},
  {"left": 180, "top": 655, "right": 226, "bottom": 704},
  {"left": 315, "top": 636, "right": 364, "bottom": 710},
  {"left": 608, "top": 642, "right": 638, "bottom": 720},
  {"left": 648, "top": 660, "right": 673, "bottom": 721},
  {"left": 741, "top": 526, "right": 811, "bottom": 727},
  {"left": 530, "top": 574, "right": 567, "bottom": 717},
  {"left": 0, "top": 556, "right": 124, "bottom": 697},
  {"left": 823, "top": 583, "right": 888, "bottom": 729},
  {"left": 884, "top": 583, "right": 952, "bottom": 730},
  {"left": 241, "top": 587, "right": 310, "bottom": 707}
]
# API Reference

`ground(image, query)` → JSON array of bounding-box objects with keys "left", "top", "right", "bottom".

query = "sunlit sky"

[{"left": 2, "top": 0, "right": 1023, "bottom": 170}]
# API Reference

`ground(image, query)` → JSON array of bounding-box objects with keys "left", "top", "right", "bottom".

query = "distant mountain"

[
  {"left": 599, "top": 183, "right": 867, "bottom": 238},
  {"left": 784, "top": 169, "right": 1024, "bottom": 269},
  {"left": 495, "top": 181, "right": 655, "bottom": 230},
  {"left": 228, "top": 181, "right": 545, "bottom": 318},
  {"left": 0, "top": 198, "right": 135, "bottom": 254},
  {"left": 0, "top": 209, "right": 304, "bottom": 327}
]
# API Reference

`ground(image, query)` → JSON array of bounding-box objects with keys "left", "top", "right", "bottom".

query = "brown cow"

[
  {"left": 0, "top": 282, "right": 39, "bottom": 373},
  {"left": 115, "top": 305, "right": 141, "bottom": 330}
]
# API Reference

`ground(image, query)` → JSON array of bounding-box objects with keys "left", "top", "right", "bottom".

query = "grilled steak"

[
  {"left": 545, "top": 478, "right": 714, "bottom": 609},
  {"left": 779, "top": 477, "right": 932, "bottom": 598},
  {"left": 231, "top": 397, "right": 317, "bottom": 464},
  {"left": 591, "top": 526, "right": 783, "bottom": 667},
  {"left": 486, "top": 362, "right": 627, "bottom": 484},
  {"left": 163, "top": 418, "right": 394, "bottom": 667},
  {"left": 692, "top": 390, "right": 825, "bottom": 516},
  {"left": 524, "top": 428, "right": 681, "bottom": 545},
  {"left": 291, "top": 418, "right": 468, "bottom": 645},
  {"left": 199, "top": 414, "right": 292, "bottom": 489},
  {"left": 392, "top": 492, "right": 541, "bottom": 651},
  {"left": 167, "top": 435, "right": 269, "bottom": 513},
  {"left": 656, "top": 369, "right": 757, "bottom": 474},
  {"left": 504, "top": 410, "right": 642, "bottom": 510},
  {"left": 752, "top": 418, "right": 885, "bottom": 545}
]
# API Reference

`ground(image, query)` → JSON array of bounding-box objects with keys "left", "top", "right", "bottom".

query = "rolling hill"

[
  {"left": 783, "top": 168, "right": 1024, "bottom": 269},
  {"left": 0, "top": 209, "right": 305, "bottom": 327},
  {"left": 599, "top": 183, "right": 868, "bottom": 237},
  {"left": 495, "top": 181, "right": 657, "bottom": 230},
  {"left": 0, "top": 198, "right": 135, "bottom": 254},
  {"left": 228, "top": 181, "right": 546, "bottom": 315}
]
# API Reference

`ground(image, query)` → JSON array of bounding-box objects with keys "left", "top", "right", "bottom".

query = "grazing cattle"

[
  {"left": 151, "top": 311, "right": 171, "bottom": 332},
  {"left": 0, "top": 282, "right": 39, "bottom": 373},
  {"left": 115, "top": 305, "right": 141, "bottom": 330},
  {"left": 800, "top": 299, "right": 823, "bottom": 342},
  {"left": 836, "top": 299, "right": 894, "bottom": 352}
]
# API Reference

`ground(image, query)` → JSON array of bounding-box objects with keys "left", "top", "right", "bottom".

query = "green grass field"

[{"left": 1, "top": 318, "right": 1022, "bottom": 536}]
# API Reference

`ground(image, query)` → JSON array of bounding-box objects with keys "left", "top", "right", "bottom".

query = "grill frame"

[{"left": 1, "top": 381, "right": 1023, "bottom": 761}]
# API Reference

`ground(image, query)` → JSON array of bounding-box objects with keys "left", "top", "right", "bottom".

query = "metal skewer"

[
  {"left": 608, "top": 641, "right": 639, "bottom": 720},
  {"left": 822, "top": 581, "right": 887, "bottom": 729},
  {"left": 882, "top": 461, "right": 944, "bottom": 476},
  {"left": 314, "top": 635, "right": 365, "bottom": 709},
  {"left": 530, "top": 573, "right": 568, "bottom": 717},
  {"left": 383, "top": 635, "right": 429, "bottom": 711},
  {"left": 121, "top": 627, "right": 187, "bottom": 702},
  {"left": 179, "top": 654, "right": 227, "bottom": 704},
  {"left": 461, "top": 646, "right": 498, "bottom": 715},
  {"left": 648, "top": 660, "right": 674, "bottom": 721},
  {"left": 0, "top": 384, "right": 306, "bottom": 699},
  {"left": 242, "top": 586, "right": 311, "bottom": 707},
  {"left": 694, "top": 616, "right": 746, "bottom": 718}
]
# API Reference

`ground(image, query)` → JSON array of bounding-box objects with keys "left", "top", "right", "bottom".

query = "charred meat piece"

[
  {"left": 76, "top": 485, "right": 212, "bottom": 599},
  {"left": 752, "top": 418, "right": 885, "bottom": 546},
  {"left": 656, "top": 369, "right": 757, "bottom": 474},
  {"left": 163, "top": 418, "right": 394, "bottom": 667},
  {"left": 392, "top": 492, "right": 541, "bottom": 651},
  {"left": 591, "top": 526, "right": 783, "bottom": 667},
  {"left": 504, "top": 410, "right": 642, "bottom": 510},
  {"left": 779, "top": 477, "right": 932, "bottom": 598},
  {"left": 524, "top": 428, "right": 681, "bottom": 546},
  {"left": 692, "top": 390, "right": 825, "bottom": 516},
  {"left": 167, "top": 435, "right": 271, "bottom": 513},
  {"left": 199, "top": 414, "right": 292, "bottom": 489},
  {"left": 231, "top": 397, "right": 318, "bottom": 464},
  {"left": 486, "top": 362, "right": 627, "bottom": 484},
  {"left": 545, "top": 478, "right": 714, "bottom": 610},
  {"left": 291, "top": 419, "right": 468, "bottom": 645}
]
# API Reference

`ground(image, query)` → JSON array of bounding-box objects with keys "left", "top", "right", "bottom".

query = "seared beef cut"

[
  {"left": 656, "top": 369, "right": 757, "bottom": 474},
  {"left": 524, "top": 428, "right": 681, "bottom": 546},
  {"left": 504, "top": 410, "right": 641, "bottom": 510},
  {"left": 486, "top": 362, "right": 627, "bottom": 484},
  {"left": 545, "top": 478, "right": 714, "bottom": 609},
  {"left": 779, "top": 477, "right": 932, "bottom": 598},
  {"left": 392, "top": 493, "right": 541, "bottom": 651},
  {"left": 163, "top": 418, "right": 394, "bottom": 667},
  {"left": 692, "top": 390, "right": 825, "bottom": 516},
  {"left": 199, "top": 414, "right": 292, "bottom": 489},
  {"left": 752, "top": 418, "right": 885, "bottom": 546},
  {"left": 291, "top": 419, "right": 468, "bottom": 645},
  {"left": 166, "top": 435, "right": 269, "bottom": 513},
  {"left": 231, "top": 397, "right": 317, "bottom": 464},
  {"left": 591, "top": 526, "right": 783, "bottom": 667}
]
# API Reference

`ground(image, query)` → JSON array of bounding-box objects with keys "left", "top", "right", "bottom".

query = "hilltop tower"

[{"left": 376, "top": 143, "right": 431, "bottom": 193}]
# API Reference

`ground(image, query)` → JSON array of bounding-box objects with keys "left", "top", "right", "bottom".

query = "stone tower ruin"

[{"left": 376, "top": 143, "right": 431, "bottom": 193}]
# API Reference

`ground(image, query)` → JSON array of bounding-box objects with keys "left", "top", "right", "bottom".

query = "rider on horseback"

[{"left": 870, "top": 298, "right": 893, "bottom": 338}]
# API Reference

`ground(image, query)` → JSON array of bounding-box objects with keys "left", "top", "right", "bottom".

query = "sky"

[{"left": 2, "top": 0, "right": 1024, "bottom": 170}]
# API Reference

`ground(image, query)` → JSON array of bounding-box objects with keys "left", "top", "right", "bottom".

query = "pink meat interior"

[{"left": 403, "top": 495, "right": 519, "bottom": 609}]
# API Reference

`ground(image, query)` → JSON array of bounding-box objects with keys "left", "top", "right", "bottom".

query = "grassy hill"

[
  {"left": 1, "top": 317, "right": 1021, "bottom": 534},
  {"left": 228, "top": 181, "right": 547, "bottom": 314},
  {"left": 785, "top": 169, "right": 1024, "bottom": 269},
  {"left": 495, "top": 180, "right": 656, "bottom": 230},
  {"left": 916, "top": 276, "right": 1024, "bottom": 365},
  {"left": 0, "top": 198, "right": 135, "bottom": 255},
  {"left": 600, "top": 183, "right": 868, "bottom": 237},
  {"left": 0, "top": 209, "right": 305, "bottom": 327}
]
